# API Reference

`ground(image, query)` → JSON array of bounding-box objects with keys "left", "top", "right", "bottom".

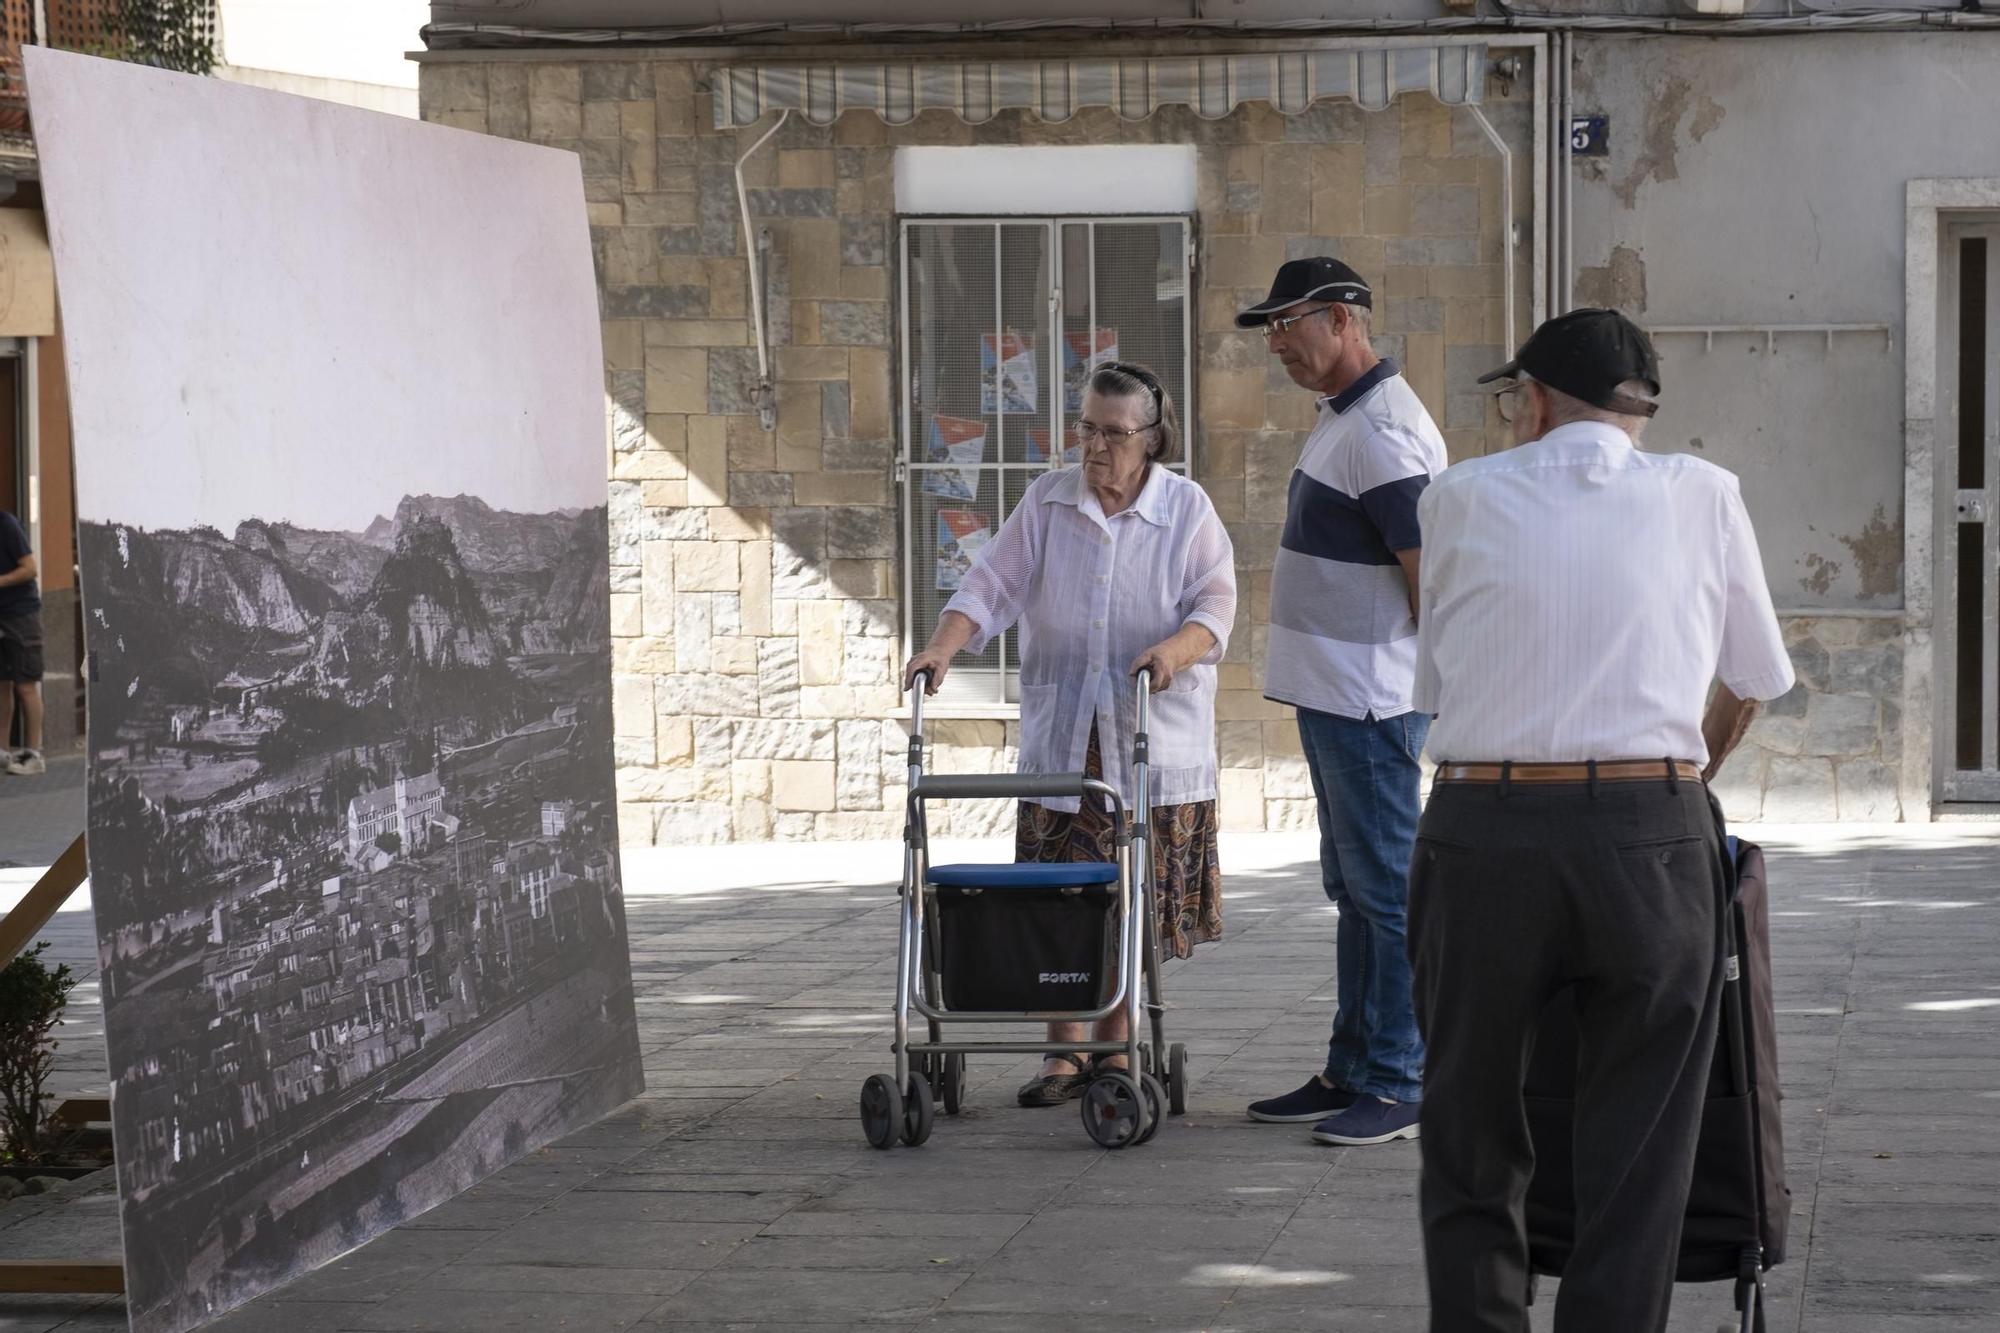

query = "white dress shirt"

[
  {"left": 943, "top": 464, "right": 1237, "bottom": 813},
  {"left": 1414, "top": 422, "right": 1796, "bottom": 765}
]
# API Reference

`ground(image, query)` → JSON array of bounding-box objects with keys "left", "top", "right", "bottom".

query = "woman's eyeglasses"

[{"left": 1072, "top": 419, "right": 1158, "bottom": 444}]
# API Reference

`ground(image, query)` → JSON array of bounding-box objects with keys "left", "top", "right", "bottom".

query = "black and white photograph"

[{"left": 27, "top": 47, "right": 641, "bottom": 1332}]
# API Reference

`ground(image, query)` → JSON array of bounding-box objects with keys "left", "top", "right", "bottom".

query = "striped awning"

[{"left": 712, "top": 46, "right": 1487, "bottom": 129}]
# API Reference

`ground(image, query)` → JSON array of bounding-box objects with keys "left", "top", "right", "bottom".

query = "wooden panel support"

[
  {"left": 50, "top": 1097, "right": 110, "bottom": 1127},
  {"left": 0, "top": 1259, "right": 125, "bottom": 1294},
  {"left": 0, "top": 835, "right": 88, "bottom": 966},
  {"left": 0, "top": 841, "right": 119, "bottom": 1294}
]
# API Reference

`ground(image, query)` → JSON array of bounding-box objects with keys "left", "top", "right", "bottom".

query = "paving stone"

[
  {"left": 23, "top": 829, "right": 1999, "bottom": 1330},
  {"left": 648, "top": 1267, "right": 966, "bottom": 1323}
]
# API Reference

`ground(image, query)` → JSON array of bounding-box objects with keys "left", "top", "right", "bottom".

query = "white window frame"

[{"left": 896, "top": 213, "right": 1196, "bottom": 719}]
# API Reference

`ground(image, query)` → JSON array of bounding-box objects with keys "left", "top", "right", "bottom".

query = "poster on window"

[
  {"left": 1024, "top": 427, "right": 1081, "bottom": 467},
  {"left": 29, "top": 47, "right": 642, "bottom": 1333},
  {"left": 980, "top": 332, "right": 1037, "bottom": 414},
  {"left": 936, "top": 508, "right": 993, "bottom": 592},
  {"left": 1062, "top": 327, "right": 1119, "bottom": 412},
  {"left": 923, "top": 413, "right": 986, "bottom": 500}
]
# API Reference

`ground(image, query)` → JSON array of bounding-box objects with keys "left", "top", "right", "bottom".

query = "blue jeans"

[{"left": 1297, "top": 707, "right": 1430, "bottom": 1104}]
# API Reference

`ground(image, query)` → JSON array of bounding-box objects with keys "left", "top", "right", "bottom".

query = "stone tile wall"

[
  {"left": 1711, "top": 616, "right": 1906, "bottom": 822},
  {"left": 420, "top": 53, "right": 1901, "bottom": 840}
]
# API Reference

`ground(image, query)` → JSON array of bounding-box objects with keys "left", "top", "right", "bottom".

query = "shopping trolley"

[
  {"left": 1524, "top": 823, "right": 1787, "bottom": 1333},
  {"left": 857, "top": 667, "right": 1187, "bottom": 1150}
]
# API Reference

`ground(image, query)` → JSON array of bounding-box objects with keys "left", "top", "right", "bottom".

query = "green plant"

[
  {"left": 375, "top": 831, "right": 402, "bottom": 856},
  {"left": 0, "top": 942, "right": 78, "bottom": 1165}
]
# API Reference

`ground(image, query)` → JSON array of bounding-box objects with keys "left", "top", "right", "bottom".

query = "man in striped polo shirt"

[{"left": 1239, "top": 258, "right": 1447, "bottom": 1147}]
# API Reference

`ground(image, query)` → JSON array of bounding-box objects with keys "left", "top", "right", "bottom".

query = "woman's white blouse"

[{"left": 942, "top": 465, "right": 1237, "bottom": 813}]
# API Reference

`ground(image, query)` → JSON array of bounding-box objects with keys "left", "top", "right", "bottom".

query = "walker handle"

[
  {"left": 908, "top": 667, "right": 933, "bottom": 735},
  {"left": 914, "top": 773, "right": 1093, "bottom": 802}
]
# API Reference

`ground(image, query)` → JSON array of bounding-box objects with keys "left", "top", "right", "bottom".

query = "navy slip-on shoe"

[
  {"left": 1248, "top": 1076, "right": 1359, "bottom": 1124},
  {"left": 1310, "top": 1096, "right": 1421, "bottom": 1146}
]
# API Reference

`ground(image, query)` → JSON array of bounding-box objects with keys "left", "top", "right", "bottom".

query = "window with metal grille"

[{"left": 898, "top": 216, "right": 1194, "bottom": 713}]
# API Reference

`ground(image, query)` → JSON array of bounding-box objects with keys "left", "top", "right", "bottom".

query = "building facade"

[{"left": 414, "top": 5, "right": 2000, "bottom": 837}]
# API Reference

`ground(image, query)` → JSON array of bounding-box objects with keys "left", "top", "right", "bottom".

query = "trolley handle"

[{"left": 1133, "top": 665, "right": 1152, "bottom": 743}]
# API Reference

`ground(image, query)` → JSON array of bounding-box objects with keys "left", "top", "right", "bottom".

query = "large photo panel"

[{"left": 26, "top": 48, "right": 643, "bottom": 1332}]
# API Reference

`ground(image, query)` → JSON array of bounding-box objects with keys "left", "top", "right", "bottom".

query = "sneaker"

[
  {"left": 4, "top": 750, "right": 43, "bottom": 776},
  {"left": 1310, "top": 1096, "right": 1421, "bottom": 1146},
  {"left": 1248, "top": 1075, "right": 1358, "bottom": 1123}
]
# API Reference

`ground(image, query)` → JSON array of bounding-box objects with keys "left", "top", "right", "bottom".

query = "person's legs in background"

[{"left": 1, "top": 615, "right": 44, "bottom": 774}]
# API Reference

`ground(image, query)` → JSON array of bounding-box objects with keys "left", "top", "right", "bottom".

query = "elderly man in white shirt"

[
  {"left": 1409, "top": 309, "right": 1795, "bottom": 1333},
  {"left": 904, "top": 360, "right": 1237, "bottom": 1108}
]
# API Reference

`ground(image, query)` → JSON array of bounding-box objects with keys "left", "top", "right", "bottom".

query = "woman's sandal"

[{"left": 1016, "top": 1053, "right": 1091, "bottom": 1107}]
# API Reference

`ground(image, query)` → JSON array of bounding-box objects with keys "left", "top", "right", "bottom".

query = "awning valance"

[{"left": 712, "top": 46, "right": 1487, "bottom": 129}]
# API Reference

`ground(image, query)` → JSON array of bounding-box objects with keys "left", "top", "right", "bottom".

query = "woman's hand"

[
  {"left": 903, "top": 647, "right": 953, "bottom": 695},
  {"left": 904, "top": 611, "right": 978, "bottom": 695},
  {"left": 1129, "top": 643, "right": 1181, "bottom": 692}
]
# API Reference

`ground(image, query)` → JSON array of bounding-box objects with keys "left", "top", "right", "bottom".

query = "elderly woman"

[{"left": 902, "top": 361, "right": 1237, "bottom": 1107}]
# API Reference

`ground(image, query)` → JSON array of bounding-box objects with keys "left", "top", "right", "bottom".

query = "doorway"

[{"left": 1940, "top": 220, "right": 2000, "bottom": 803}]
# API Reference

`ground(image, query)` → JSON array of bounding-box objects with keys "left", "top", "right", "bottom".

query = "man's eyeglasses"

[
  {"left": 1489, "top": 379, "right": 1525, "bottom": 424},
  {"left": 1261, "top": 306, "right": 1336, "bottom": 341}
]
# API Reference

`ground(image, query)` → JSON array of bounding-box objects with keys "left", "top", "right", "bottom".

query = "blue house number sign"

[{"left": 1570, "top": 116, "right": 1609, "bottom": 156}]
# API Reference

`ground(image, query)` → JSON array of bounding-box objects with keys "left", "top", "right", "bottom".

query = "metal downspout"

[{"left": 735, "top": 108, "right": 788, "bottom": 431}]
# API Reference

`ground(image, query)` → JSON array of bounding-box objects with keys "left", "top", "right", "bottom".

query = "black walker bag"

[{"left": 930, "top": 866, "right": 1119, "bottom": 1012}]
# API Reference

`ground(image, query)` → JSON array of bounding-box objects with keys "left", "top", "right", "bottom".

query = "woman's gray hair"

[{"left": 1088, "top": 361, "right": 1182, "bottom": 464}]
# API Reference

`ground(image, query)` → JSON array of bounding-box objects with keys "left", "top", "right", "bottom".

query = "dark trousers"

[{"left": 1408, "top": 778, "right": 1726, "bottom": 1333}]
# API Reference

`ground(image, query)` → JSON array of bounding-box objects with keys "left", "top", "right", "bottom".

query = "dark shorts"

[{"left": 0, "top": 611, "right": 43, "bottom": 683}]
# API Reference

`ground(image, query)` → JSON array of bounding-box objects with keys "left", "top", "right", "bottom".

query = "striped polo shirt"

[{"left": 1264, "top": 359, "right": 1449, "bottom": 720}]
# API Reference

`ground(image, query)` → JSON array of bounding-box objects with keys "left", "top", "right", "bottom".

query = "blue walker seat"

[{"left": 925, "top": 862, "right": 1119, "bottom": 890}]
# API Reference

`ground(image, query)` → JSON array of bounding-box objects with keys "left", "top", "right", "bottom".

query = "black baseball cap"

[
  {"left": 1477, "top": 308, "right": 1661, "bottom": 416},
  {"left": 1235, "top": 257, "right": 1372, "bottom": 327}
]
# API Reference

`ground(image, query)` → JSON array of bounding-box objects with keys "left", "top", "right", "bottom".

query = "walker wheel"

[
  {"left": 859, "top": 1074, "right": 902, "bottom": 1150},
  {"left": 1135, "top": 1073, "right": 1168, "bottom": 1145},
  {"left": 901, "top": 1074, "right": 934, "bottom": 1146},
  {"left": 941, "top": 1052, "right": 966, "bottom": 1116},
  {"left": 1080, "top": 1071, "right": 1149, "bottom": 1149},
  {"left": 1167, "top": 1042, "right": 1188, "bottom": 1116}
]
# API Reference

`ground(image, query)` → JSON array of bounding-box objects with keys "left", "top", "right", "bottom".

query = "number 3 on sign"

[{"left": 1570, "top": 116, "right": 1608, "bottom": 156}]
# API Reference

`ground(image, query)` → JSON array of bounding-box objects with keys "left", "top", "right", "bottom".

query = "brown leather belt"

[{"left": 1434, "top": 760, "right": 1703, "bottom": 785}]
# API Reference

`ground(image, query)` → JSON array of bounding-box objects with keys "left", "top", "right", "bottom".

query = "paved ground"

[
  {"left": 0, "top": 749, "right": 86, "bottom": 870},
  {"left": 1, "top": 825, "right": 1997, "bottom": 1332}
]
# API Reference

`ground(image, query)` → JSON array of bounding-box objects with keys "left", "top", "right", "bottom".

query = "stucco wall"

[{"left": 1572, "top": 32, "right": 2000, "bottom": 819}]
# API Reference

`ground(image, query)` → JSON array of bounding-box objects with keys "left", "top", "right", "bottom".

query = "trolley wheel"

[
  {"left": 1137, "top": 1042, "right": 1156, "bottom": 1076},
  {"left": 941, "top": 1052, "right": 966, "bottom": 1116},
  {"left": 859, "top": 1074, "right": 903, "bottom": 1150},
  {"left": 1134, "top": 1073, "right": 1168, "bottom": 1145},
  {"left": 1167, "top": 1042, "right": 1188, "bottom": 1116},
  {"left": 1080, "top": 1071, "right": 1150, "bottom": 1150},
  {"left": 901, "top": 1074, "right": 935, "bottom": 1147}
]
